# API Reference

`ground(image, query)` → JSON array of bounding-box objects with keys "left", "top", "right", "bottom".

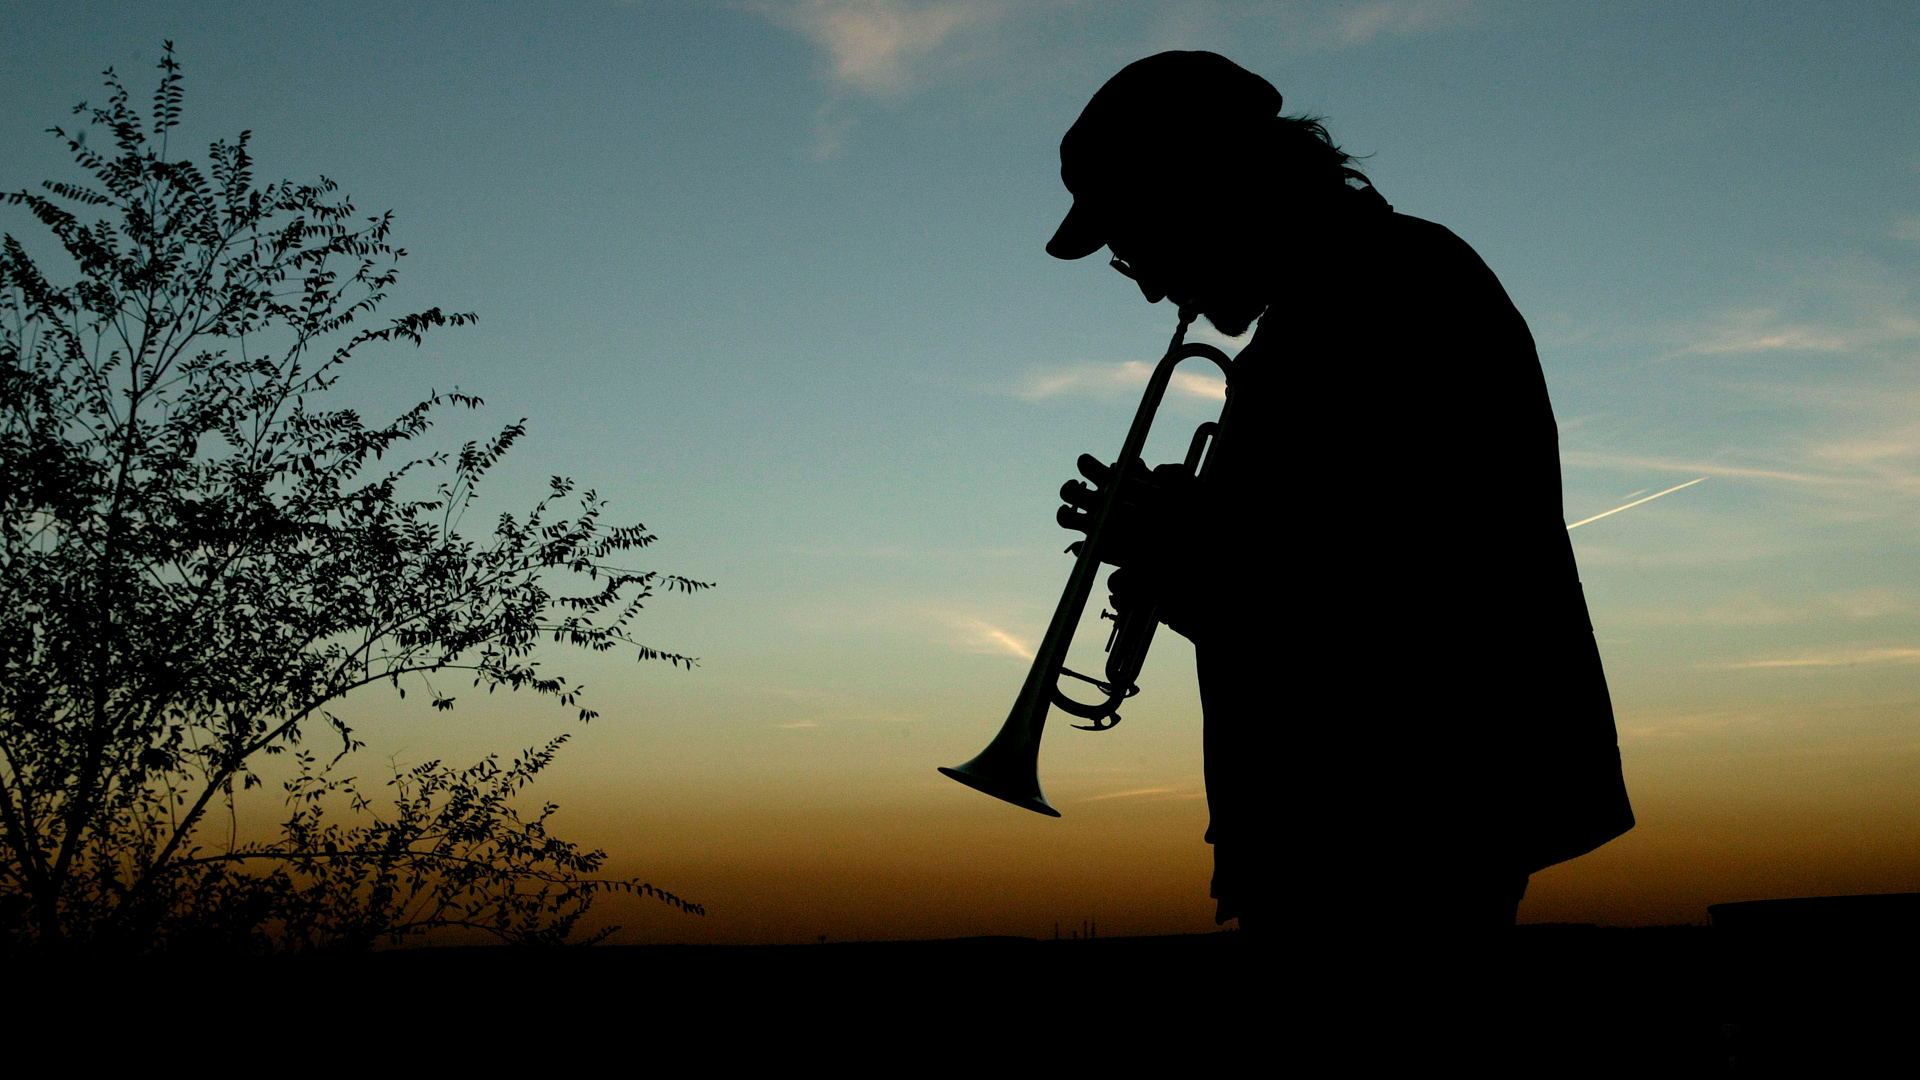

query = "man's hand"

[{"left": 1056, "top": 452, "right": 1196, "bottom": 572}]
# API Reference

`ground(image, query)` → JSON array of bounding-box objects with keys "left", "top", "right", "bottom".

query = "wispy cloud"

[
  {"left": 1571, "top": 539, "right": 1796, "bottom": 570},
  {"left": 1317, "top": 0, "right": 1486, "bottom": 47},
  {"left": 780, "top": 543, "right": 1024, "bottom": 559},
  {"left": 1016, "top": 360, "right": 1225, "bottom": 402},
  {"left": 1824, "top": 589, "right": 1913, "bottom": 620},
  {"left": 754, "top": 0, "right": 1008, "bottom": 157},
  {"left": 760, "top": 687, "right": 920, "bottom": 723},
  {"left": 753, "top": 0, "right": 1006, "bottom": 98},
  {"left": 1617, "top": 701, "right": 1920, "bottom": 744},
  {"left": 781, "top": 598, "right": 1044, "bottom": 664},
  {"left": 1137, "top": 0, "right": 1486, "bottom": 56},
  {"left": 1616, "top": 706, "right": 1762, "bottom": 741},
  {"left": 810, "top": 104, "right": 860, "bottom": 160},
  {"left": 1802, "top": 422, "right": 1920, "bottom": 498},
  {"left": 951, "top": 616, "right": 1034, "bottom": 660},
  {"left": 1559, "top": 452, "right": 1866, "bottom": 488},
  {"left": 1805, "top": 430, "right": 1920, "bottom": 468},
  {"left": 1077, "top": 785, "right": 1201, "bottom": 803},
  {"left": 1670, "top": 308, "right": 1855, "bottom": 356},
  {"left": 1665, "top": 304, "right": 1920, "bottom": 360},
  {"left": 1564, "top": 398, "right": 1920, "bottom": 513},
  {"left": 1607, "top": 590, "right": 1799, "bottom": 628},
  {"left": 1714, "top": 646, "right": 1920, "bottom": 670}
]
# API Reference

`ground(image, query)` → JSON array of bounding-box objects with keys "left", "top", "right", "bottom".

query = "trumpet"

[{"left": 939, "top": 309, "right": 1236, "bottom": 816}]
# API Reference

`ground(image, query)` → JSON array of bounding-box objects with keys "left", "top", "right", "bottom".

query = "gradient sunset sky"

[{"left": 4, "top": 0, "right": 1917, "bottom": 942}]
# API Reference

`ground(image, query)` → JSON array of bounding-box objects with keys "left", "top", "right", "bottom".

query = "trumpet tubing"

[{"left": 939, "top": 311, "right": 1236, "bottom": 816}]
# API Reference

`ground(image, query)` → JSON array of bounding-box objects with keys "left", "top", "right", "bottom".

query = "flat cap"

[{"left": 1048, "top": 51, "right": 1283, "bottom": 260}]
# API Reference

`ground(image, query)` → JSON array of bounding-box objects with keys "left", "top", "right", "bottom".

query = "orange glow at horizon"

[{"left": 509, "top": 685, "right": 1920, "bottom": 945}]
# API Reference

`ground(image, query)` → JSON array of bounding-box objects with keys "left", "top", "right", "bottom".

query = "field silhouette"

[{"left": 20, "top": 908, "right": 1901, "bottom": 1070}]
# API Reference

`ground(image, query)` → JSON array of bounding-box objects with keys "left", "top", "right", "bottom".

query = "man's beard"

[{"left": 1202, "top": 299, "right": 1267, "bottom": 338}]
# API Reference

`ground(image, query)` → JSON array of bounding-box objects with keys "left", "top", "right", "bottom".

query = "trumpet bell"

[
  {"left": 938, "top": 694, "right": 1060, "bottom": 816},
  {"left": 938, "top": 761, "right": 1060, "bottom": 817},
  {"left": 940, "top": 672, "right": 1061, "bottom": 815},
  {"left": 938, "top": 311, "right": 1232, "bottom": 820}
]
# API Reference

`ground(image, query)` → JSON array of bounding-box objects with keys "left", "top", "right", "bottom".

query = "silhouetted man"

[{"left": 1050, "top": 52, "right": 1634, "bottom": 941}]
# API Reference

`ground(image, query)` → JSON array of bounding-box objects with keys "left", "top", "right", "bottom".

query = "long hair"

[{"left": 1266, "top": 114, "right": 1372, "bottom": 190}]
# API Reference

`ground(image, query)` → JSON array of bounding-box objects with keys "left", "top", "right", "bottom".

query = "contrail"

[{"left": 1566, "top": 476, "right": 1707, "bottom": 530}]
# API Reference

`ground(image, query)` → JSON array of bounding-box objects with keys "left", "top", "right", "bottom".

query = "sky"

[{"left": 3, "top": 0, "right": 1918, "bottom": 942}]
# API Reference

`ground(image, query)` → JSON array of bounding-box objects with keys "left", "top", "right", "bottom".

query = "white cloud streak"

[
  {"left": 752, "top": 0, "right": 1005, "bottom": 98},
  {"left": 1077, "top": 785, "right": 1194, "bottom": 803},
  {"left": 1715, "top": 646, "right": 1920, "bottom": 670},
  {"left": 1016, "top": 360, "right": 1225, "bottom": 402},
  {"left": 761, "top": 687, "right": 921, "bottom": 724},
  {"left": 1611, "top": 595, "right": 1796, "bottom": 628},
  {"left": 1824, "top": 589, "right": 1913, "bottom": 620},
  {"left": 951, "top": 616, "right": 1035, "bottom": 660},
  {"left": 753, "top": 0, "right": 1007, "bottom": 156},
  {"left": 1318, "top": 0, "right": 1485, "bottom": 46},
  {"left": 1667, "top": 306, "right": 1920, "bottom": 359},
  {"left": 1803, "top": 421, "right": 1920, "bottom": 498},
  {"left": 1560, "top": 452, "right": 1868, "bottom": 489}
]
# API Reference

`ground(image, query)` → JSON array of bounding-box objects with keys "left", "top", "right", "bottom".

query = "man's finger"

[
  {"left": 1076, "top": 454, "right": 1111, "bottom": 485},
  {"left": 1057, "top": 504, "right": 1089, "bottom": 532}
]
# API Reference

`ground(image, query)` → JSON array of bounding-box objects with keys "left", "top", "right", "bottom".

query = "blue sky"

[{"left": 5, "top": 1, "right": 1917, "bottom": 939}]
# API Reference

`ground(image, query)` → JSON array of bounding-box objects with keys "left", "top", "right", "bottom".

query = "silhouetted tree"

[{"left": 1, "top": 44, "right": 709, "bottom": 953}]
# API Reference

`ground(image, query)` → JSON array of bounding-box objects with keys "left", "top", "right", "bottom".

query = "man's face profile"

[
  {"left": 1104, "top": 196, "right": 1272, "bottom": 338},
  {"left": 1050, "top": 51, "right": 1288, "bottom": 337}
]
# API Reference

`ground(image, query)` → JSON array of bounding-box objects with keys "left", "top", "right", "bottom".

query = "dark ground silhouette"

[{"left": 29, "top": 916, "right": 1910, "bottom": 1070}]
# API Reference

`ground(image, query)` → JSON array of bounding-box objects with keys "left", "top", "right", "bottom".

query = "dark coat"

[{"left": 1168, "top": 188, "right": 1633, "bottom": 892}]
